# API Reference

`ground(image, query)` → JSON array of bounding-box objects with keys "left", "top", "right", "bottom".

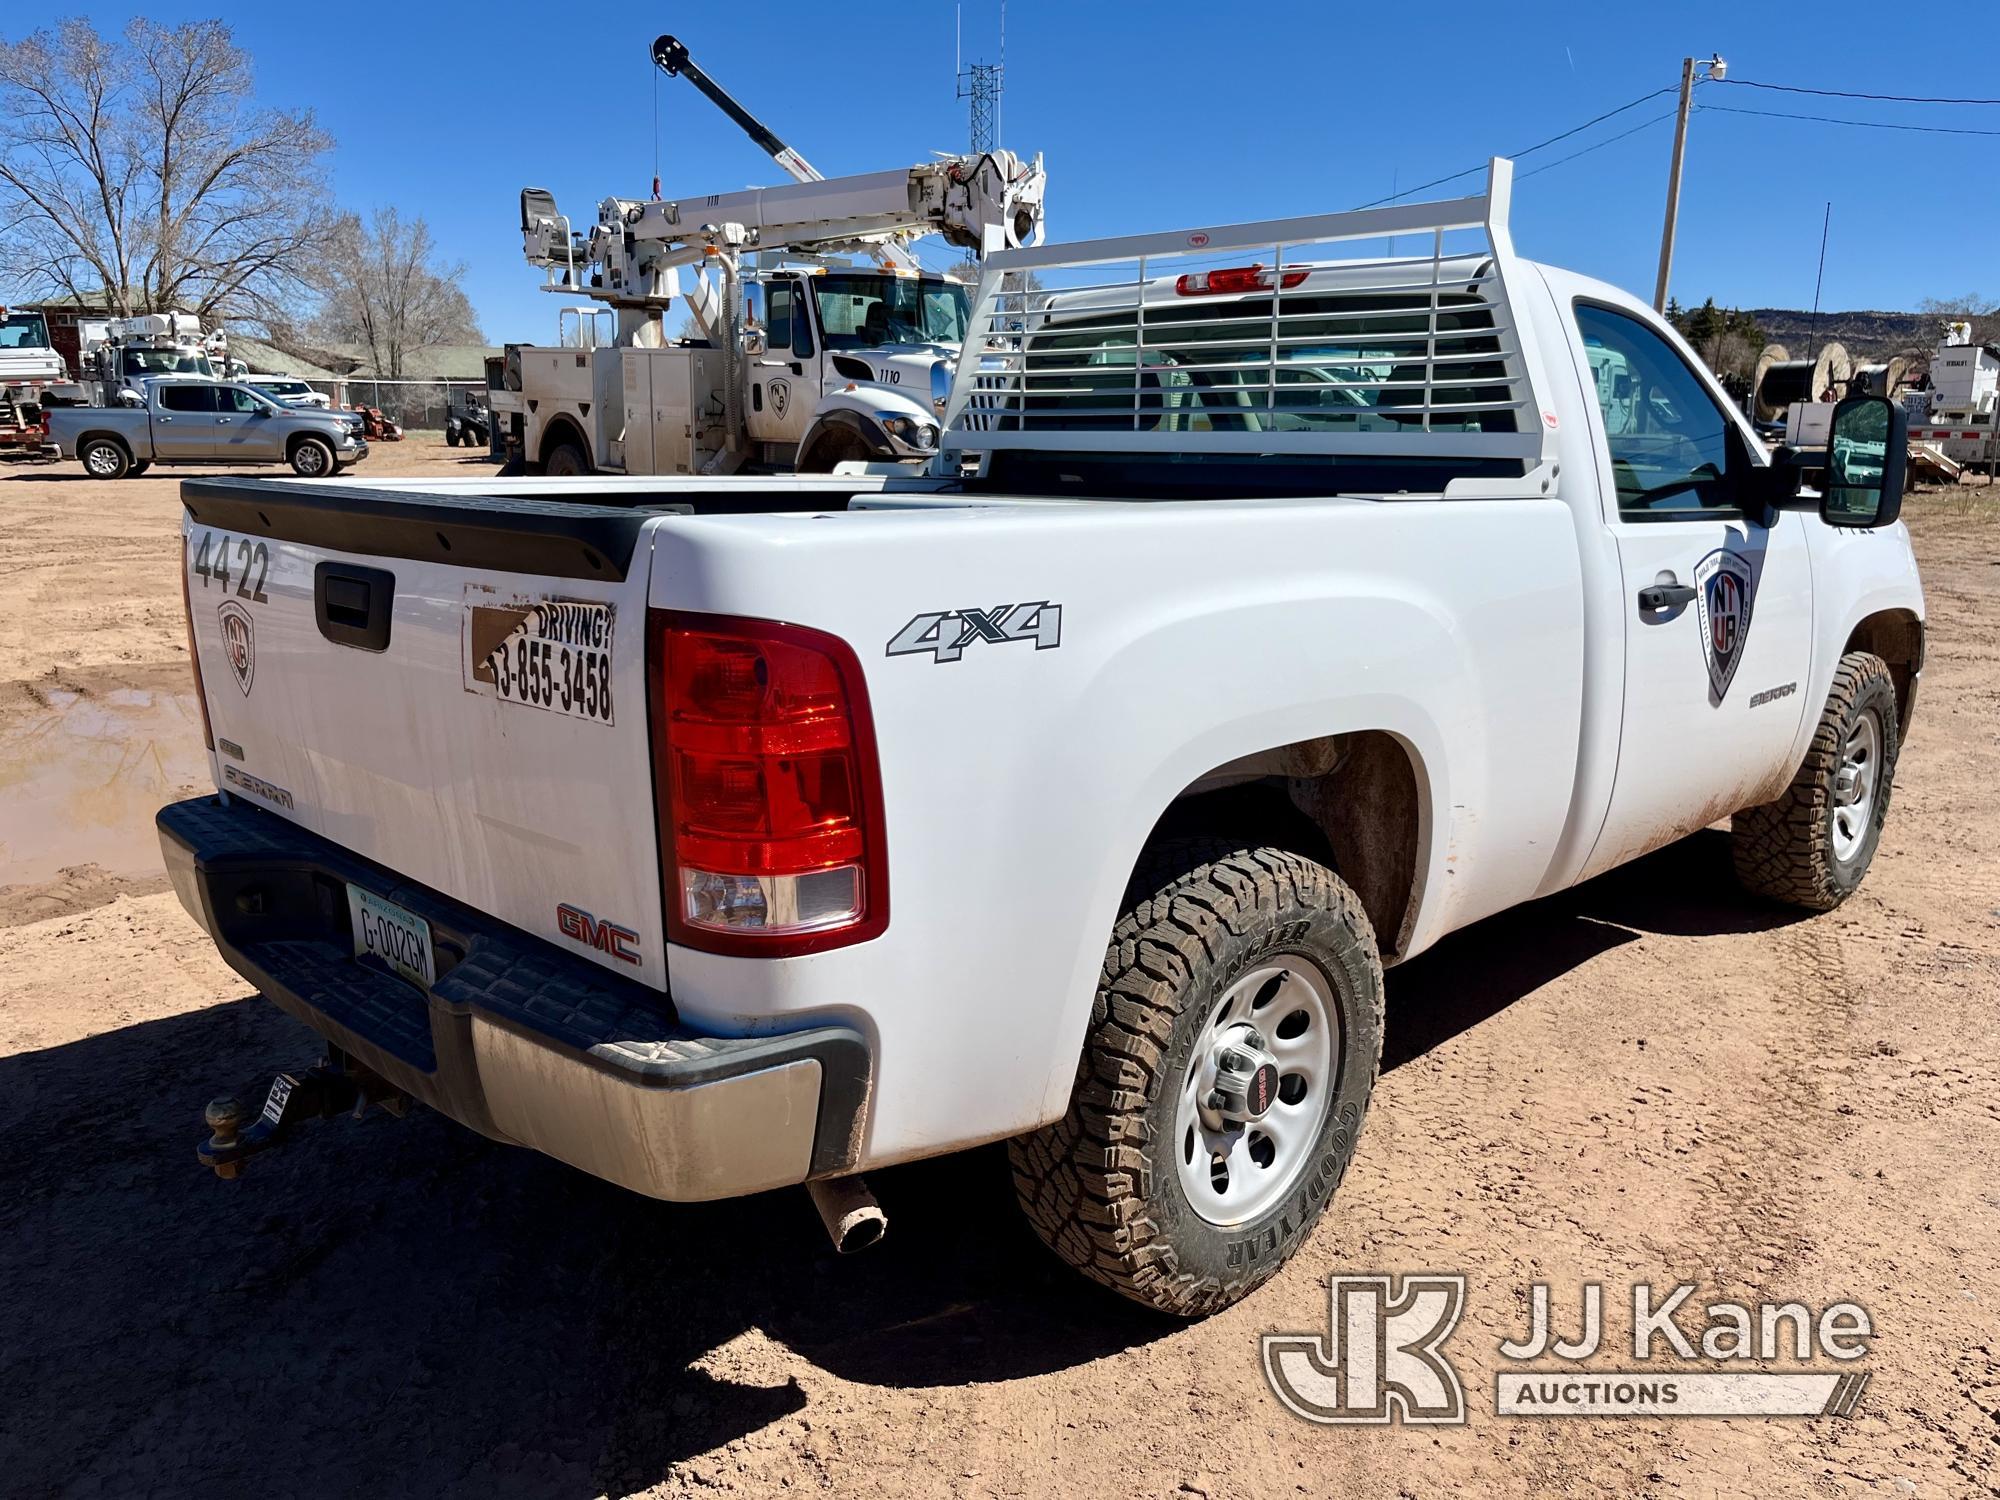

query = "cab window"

[
  {"left": 1574, "top": 302, "right": 1741, "bottom": 520},
  {"left": 156, "top": 384, "right": 216, "bottom": 413},
  {"left": 766, "top": 282, "right": 792, "bottom": 352},
  {"left": 222, "top": 386, "right": 271, "bottom": 413}
]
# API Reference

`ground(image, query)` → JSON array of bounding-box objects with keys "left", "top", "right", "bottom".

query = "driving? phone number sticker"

[{"left": 463, "top": 589, "right": 615, "bottom": 725}]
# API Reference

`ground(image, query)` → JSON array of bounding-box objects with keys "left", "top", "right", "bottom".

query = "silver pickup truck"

[{"left": 48, "top": 377, "right": 368, "bottom": 478}]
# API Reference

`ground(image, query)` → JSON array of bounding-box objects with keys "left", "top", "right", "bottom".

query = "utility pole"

[{"left": 1653, "top": 53, "right": 1725, "bottom": 314}]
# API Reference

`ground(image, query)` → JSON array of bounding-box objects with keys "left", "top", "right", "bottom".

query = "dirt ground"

[{"left": 1, "top": 444, "right": 1996, "bottom": 1499}]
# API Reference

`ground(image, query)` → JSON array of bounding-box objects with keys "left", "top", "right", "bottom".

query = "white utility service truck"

[
  {"left": 161, "top": 161, "right": 1924, "bottom": 1316},
  {"left": 492, "top": 35, "right": 1046, "bottom": 478},
  {"left": 0, "top": 306, "right": 71, "bottom": 449}
]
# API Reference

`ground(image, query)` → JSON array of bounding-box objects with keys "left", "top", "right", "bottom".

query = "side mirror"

[
  {"left": 1823, "top": 395, "right": 1906, "bottom": 529},
  {"left": 742, "top": 330, "right": 767, "bottom": 357}
]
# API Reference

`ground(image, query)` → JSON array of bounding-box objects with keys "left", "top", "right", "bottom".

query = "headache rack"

[{"left": 941, "top": 157, "right": 1559, "bottom": 487}]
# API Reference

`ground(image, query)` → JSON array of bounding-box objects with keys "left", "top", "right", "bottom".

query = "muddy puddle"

[{"left": 0, "top": 682, "right": 211, "bottom": 888}]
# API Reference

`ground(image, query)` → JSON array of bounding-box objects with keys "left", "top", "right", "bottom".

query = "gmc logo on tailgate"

[{"left": 556, "top": 903, "right": 641, "bottom": 965}]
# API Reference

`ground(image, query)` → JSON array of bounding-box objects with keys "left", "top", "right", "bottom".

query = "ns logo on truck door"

[
  {"left": 886, "top": 602, "right": 1062, "bottom": 663},
  {"left": 1693, "top": 549, "right": 1755, "bottom": 703}
]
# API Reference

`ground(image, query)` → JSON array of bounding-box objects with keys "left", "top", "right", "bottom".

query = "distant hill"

[{"left": 1745, "top": 308, "right": 1971, "bottom": 364}]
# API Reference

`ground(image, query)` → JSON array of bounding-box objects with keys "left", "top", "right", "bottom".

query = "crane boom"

[
  {"left": 520, "top": 150, "right": 1045, "bottom": 309},
  {"left": 651, "top": 34, "right": 822, "bottom": 186}
]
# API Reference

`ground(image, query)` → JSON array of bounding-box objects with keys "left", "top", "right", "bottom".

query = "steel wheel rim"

[
  {"left": 1832, "top": 707, "right": 1881, "bottom": 863},
  {"left": 1174, "top": 956, "right": 1339, "bottom": 1228},
  {"left": 85, "top": 445, "right": 119, "bottom": 476}
]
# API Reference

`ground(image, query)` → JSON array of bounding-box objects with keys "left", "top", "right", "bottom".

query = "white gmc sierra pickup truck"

[{"left": 162, "top": 161, "right": 1924, "bottom": 1316}]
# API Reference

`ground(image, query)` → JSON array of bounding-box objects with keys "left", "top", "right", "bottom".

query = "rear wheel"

[
  {"left": 80, "top": 437, "right": 131, "bottom": 479},
  {"left": 289, "top": 437, "right": 334, "bottom": 477},
  {"left": 542, "top": 438, "right": 588, "bottom": 476},
  {"left": 1732, "top": 651, "right": 1901, "bottom": 911},
  {"left": 1009, "top": 842, "right": 1385, "bottom": 1317}
]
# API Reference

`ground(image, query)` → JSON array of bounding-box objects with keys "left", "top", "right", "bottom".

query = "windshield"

[
  {"left": 124, "top": 348, "right": 212, "bottom": 378},
  {"left": 0, "top": 314, "right": 50, "bottom": 350},
  {"left": 814, "top": 274, "right": 970, "bottom": 349}
]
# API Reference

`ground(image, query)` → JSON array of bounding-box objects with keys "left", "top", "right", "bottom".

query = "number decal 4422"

[
  {"left": 192, "top": 531, "right": 271, "bottom": 603},
  {"left": 886, "top": 602, "right": 1062, "bottom": 664}
]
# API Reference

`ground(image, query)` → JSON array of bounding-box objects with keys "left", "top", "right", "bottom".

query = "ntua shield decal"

[
  {"left": 768, "top": 378, "right": 790, "bottom": 418},
  {"left": 217, "top": 599, "right": 255, "bottom": 695},
  {"left": 1693, "top": 549, "right": 1755, "bottom": 702}
]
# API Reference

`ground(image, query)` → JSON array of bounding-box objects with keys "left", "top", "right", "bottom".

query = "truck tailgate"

[{"left": 179, "top": 478, "right": 671, "bottom": 989}]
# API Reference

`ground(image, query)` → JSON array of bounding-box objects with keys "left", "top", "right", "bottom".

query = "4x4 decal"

[{"left": 886, "top": 602, "right": 1062, "bottom": 663}]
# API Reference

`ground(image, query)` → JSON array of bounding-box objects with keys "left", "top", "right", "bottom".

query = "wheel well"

[
  {"left": 538, "top": 417, "right": 588, "bottom": 463},
  {"left": 1147, "top": 730, "right": 1425, "bottom": 960},
  {"left": 285, "top": 431, "right": 329, "bottom": 453},
  {"left": 80, "top": 431, "right": 131, "bottom": 454},
  {"left": 1844, "top": 609, "right": 1923, "bottom": 726}
]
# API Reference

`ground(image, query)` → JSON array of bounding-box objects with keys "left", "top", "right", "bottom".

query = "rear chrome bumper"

[{"left": 157, "top": 794, "right": 868, "bottom": 1201}]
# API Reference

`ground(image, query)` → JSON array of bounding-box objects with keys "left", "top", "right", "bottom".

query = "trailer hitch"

[{"left": 198, "top": 1057, "right": 406, "bottom": 1180}]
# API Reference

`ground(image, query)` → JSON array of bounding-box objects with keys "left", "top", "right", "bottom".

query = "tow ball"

[{"left": 198, "top": 1058, "right": 406, "bottom": 1180}]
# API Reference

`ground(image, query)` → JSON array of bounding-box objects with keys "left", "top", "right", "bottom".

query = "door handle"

[
  {"left": 314, "top": 561, "right": 395, "bottom": 651},
  {"left": 1638, "top": 582, "right": 1697, "bottom": 611}
]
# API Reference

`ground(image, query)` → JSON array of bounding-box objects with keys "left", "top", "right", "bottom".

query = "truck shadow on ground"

[{"left": 0, "top": 830, "right": 1804, "bottom": 1498}]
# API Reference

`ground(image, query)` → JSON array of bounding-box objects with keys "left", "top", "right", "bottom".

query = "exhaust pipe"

[{"left": 806, "top": 1174, "right": 886, "bottom": 1253}]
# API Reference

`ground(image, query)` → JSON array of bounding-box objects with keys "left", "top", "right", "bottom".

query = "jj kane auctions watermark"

[{"left": 1262, "top": 1276, "right": 1874, "bottom": 1424}]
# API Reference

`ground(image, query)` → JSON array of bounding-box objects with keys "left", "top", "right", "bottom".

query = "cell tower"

[{"left": 956, "top": 2, "right": 1004, "bottom": 155}]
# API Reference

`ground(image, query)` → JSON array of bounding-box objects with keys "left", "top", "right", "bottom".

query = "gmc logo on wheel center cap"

[{"left": 1249, "top": 1062, "right": 1279, "bottom": 1117}]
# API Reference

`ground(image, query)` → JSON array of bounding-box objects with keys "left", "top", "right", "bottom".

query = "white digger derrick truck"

[{"left": 494, "top": 34, "right": 1046, "bottom": 478}]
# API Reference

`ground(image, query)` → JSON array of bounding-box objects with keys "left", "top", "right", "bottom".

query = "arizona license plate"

[{"left": 347, "top": 884, "right": 435, "bottom": 989}]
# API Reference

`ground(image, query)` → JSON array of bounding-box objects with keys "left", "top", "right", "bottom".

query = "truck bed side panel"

[{"left": 643, "top": 496, "right": 1585, "bottom": 1166}]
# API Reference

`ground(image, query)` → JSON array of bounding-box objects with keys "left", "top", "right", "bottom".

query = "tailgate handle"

[{"left": 314, "top": 562, "right": 394, "bottom": 652}]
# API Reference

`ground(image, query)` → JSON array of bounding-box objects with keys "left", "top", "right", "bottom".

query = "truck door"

[
  {"left": 214, "top": 384, "right": 284, "bottom": 460},
  {"left": 152, "top": 382, "right": 219, "bottom": 460},
  {"left": 746, "top": 277, "right": 817, "bottom": 452},
  {"left": 1569, "top": 300, "right": 1815, "bottom": 880}
]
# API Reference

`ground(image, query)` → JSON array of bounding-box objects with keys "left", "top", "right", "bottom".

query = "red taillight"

[
  {"left": 648, "top": 611, "right": 887, "bottom": 956},
  {"left": 1173, "top": 264, "right": 1309, "bottom": 297},
  {"left": 181, "top": 535, "right": 214, "bottom": 751}
]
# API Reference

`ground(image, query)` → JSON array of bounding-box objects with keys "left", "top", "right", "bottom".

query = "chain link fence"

[{"left": 299, "top": 378, "right": 490, "bottom": 431}]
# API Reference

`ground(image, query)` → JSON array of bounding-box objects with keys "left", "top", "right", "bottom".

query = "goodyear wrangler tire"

[
  {"left": 1009, "top": 842, "right": 1385, "bottom": 1317},
  {"left": 1732, "top": 651, "right": 1900, "bottom": 912}
]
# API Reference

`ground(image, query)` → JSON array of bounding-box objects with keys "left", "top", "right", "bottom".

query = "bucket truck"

[{"left": 491, "top": 34, "right": 1046, "bottom": 477}]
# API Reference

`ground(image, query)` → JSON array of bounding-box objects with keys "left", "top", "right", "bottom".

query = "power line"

[
  {"left": 1518, "top": 108, "right": 1679, "bottom": 180},
  {"left": 1354, "top": 84, "right": 1676, "bottom": 208},
  {"left": 1701, "top": 102, "right": 2000, "bottom": 137},
  {"left": 1715, "top": 77, "right": 2000, "bottom": 106}
]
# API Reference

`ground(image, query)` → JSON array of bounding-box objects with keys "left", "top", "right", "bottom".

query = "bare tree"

[
  {"left": 0, "top": 17, "right": 333, "bottom": 324},
  {"left": 310, "top": 208, "right": 484, "bottom": 378},
  {"left": 1916, "top": 293, "right": 1998, "bottom": 343}
]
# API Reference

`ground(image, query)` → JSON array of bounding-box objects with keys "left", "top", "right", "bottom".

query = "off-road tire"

[
  {"left": 542, "top": 439, "right": 588, "bottom": 477},
  {"left": 444, "top": 426, "right": 461, "bottom": 448},
  {"left": 1009, "top": 842, "right": 1385, "bottom": 1317},
  {"left": 1733, "top": 651, "right": 1900, "bottom": 911},
  {"left": 80, "top": 437, "right": 131, "bottom": 480},
  {"left": 289, "top": 436, "right": 334, "bottom": 477}
]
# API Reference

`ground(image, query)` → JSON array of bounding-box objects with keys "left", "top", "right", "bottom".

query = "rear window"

[
  {"left": 157, "top": 384, "right": 215, "bottom": 413},
  {"left": 1009, "top": 289, "right": 1518, "bottom": 436}
]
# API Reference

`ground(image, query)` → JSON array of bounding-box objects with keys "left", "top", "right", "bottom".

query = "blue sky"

[{"left": 26, "top": 2, "right": 1999, "bottom": 340}]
